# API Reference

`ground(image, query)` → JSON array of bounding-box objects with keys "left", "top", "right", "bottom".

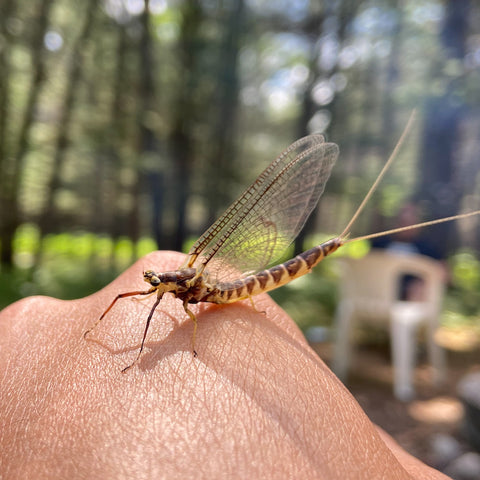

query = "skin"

[{"left": 0, "top": 251, "right": 449, "bottom": 479}]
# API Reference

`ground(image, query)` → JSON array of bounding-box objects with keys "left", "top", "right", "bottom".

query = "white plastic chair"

[{"left": 332, "top": 250, "right": 446, "bottom": 401}]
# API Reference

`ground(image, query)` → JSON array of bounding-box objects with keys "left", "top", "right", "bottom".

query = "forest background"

[{"left": 1, "top": 0, "right": 480, "bottom": 331}]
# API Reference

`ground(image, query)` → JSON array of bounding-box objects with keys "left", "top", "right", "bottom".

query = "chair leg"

[
  {"left": 426, "top": 316, "right": 446, "bottom": 386},
  {"left": 333, "top": 301, "right": 353, "bottom": 382},
  {"left": 390, "top": 304, "right": 422, "bottom": 401}
]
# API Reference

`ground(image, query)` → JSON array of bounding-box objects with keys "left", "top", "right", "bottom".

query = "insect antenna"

[
  {"left": 338, "top": 109, "right": 480, "bottom": 244},
  {"left": 339, "top": 110, "right": 417, "bottom": 240},
  {"left": 345, "top": 209, "right": 480, "bottom": 244}
]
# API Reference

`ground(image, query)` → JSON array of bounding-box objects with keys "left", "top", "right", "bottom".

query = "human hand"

[{"left": 0, "top": 251, "right": 449, "bottom": 479}]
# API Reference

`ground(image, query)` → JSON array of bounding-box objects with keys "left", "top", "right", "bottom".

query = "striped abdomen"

[{"left": 204, "top": 237, "right": 343, "bottom": 304}]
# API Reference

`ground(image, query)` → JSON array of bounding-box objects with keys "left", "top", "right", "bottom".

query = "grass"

[{"left": 1, "top": 224, "right": 158, "bottom": 307}]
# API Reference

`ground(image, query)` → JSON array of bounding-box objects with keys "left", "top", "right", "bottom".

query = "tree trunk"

[
  {"left": 0, "top": 0, "right": 15, "bottom": 175},
  {"left": 36, "top": 0, "right": 97, "bottom": 260},
  {"left": 204, "top": 0, "right": 245, "bottom": 228},
  {"left": 0, "top": 0, "right": 52, "bottom": 265},
  {"left": 107, "top": 23, "right": 129, "bottom": 269},
  {"left": 0, "top": 0, "right": 16, "bottom": 265},
  {"left": 132, "top": 0, "right": 162, "bottom": 257},
  {"left": 415, "top": 0, "right": 469, "bottom": 257},
  {"left": 293, "top": 12, "right": 324, "bottom": 256},
  {"left": 170, "top": 0, "right": 203, "bottom": 252}
]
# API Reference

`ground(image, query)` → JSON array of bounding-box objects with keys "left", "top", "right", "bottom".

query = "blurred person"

[{"left": 372, "top": 203, "right": 447, "bottom": 301}]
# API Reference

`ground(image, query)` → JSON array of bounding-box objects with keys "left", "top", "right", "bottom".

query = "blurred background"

[{"left": 1, "top": 0, "right": 480, "bottom": 474}]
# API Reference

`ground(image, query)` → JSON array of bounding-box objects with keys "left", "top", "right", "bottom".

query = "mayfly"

[{"left": 84, "top": 114, "right": 480, "bottom": 372}]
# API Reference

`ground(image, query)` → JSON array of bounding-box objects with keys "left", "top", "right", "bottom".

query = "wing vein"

[{"left": 185, "top": 134, "right": 339, "bottom": 282}]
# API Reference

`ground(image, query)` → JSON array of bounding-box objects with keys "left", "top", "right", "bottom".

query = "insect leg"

[
  {"left": 121, "top": 291, "right": 164, "bottom": 373},
  {"left": 83, "top": 287, "right": 157, "bottom": 339},
  {"left": 131, "top": 290, "right": 157, "bottom": 304},
  {"left": 248, "top": 295, "right": 265, "bottom": 315},
  {"left": 183, "top": 299, "right": 198, "bottom": 357}
]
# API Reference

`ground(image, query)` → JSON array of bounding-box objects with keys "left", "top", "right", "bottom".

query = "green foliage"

[
  {"left": 2, "top": 224, "right": 479, "bottom": 338},
  {"left": 448, "top": 250, "right": 480, "bottom": 316},
  {"left": 0, "top": 225, "right": 153, "bottom": 308}
]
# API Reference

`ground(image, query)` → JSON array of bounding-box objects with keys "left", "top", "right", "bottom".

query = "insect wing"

[{"left": 186, "top": 134, "right": 339, "bottom": 282}]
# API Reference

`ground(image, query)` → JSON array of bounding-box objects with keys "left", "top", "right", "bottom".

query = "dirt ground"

[{"left": 310, "top": 329, "right": 480, "bottom": 473}]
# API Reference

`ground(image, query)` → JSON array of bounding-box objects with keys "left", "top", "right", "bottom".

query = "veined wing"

[{"left": 184, "top": 134, "right": 339, "bottom": 282}]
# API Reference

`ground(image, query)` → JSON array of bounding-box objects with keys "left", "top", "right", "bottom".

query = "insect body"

[{"left": 84, "top": 120, "right": 480, "bottom": 373}]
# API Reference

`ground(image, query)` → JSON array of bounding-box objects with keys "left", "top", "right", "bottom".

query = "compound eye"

[{"left": 143, "top": 270, "right": 160, "bottom": 286}]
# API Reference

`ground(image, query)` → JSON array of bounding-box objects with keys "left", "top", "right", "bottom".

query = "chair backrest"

[{"left": 338, "top": 250, "right": 445, "bottom": 321}]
